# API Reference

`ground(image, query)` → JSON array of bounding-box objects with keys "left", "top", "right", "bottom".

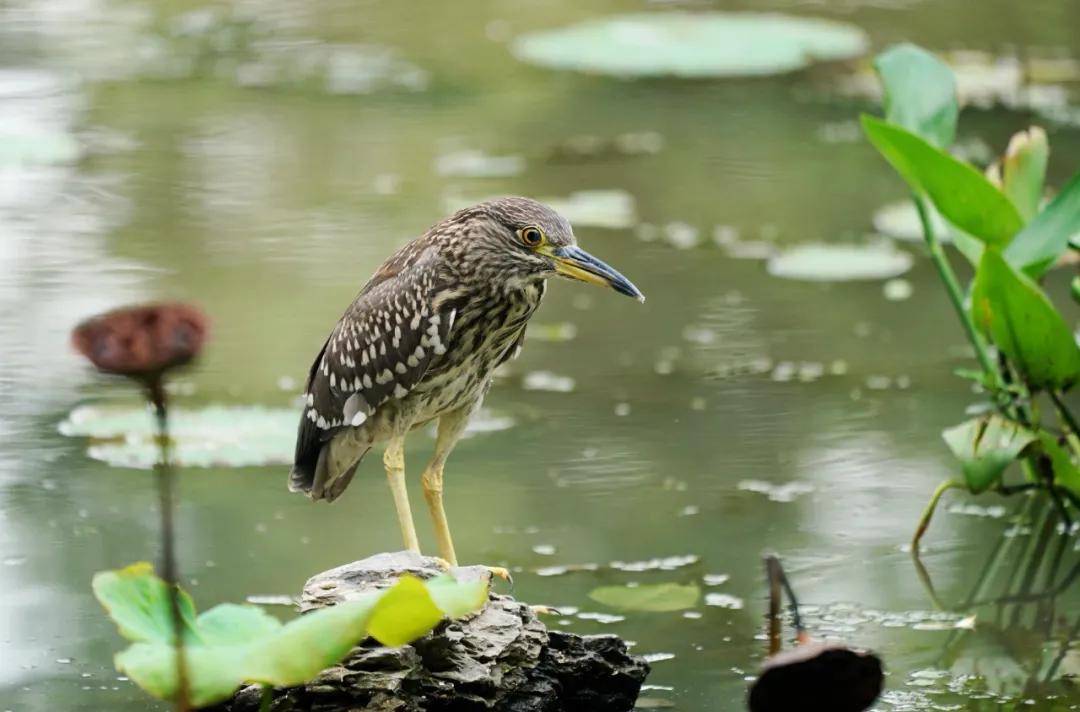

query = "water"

[{"left": 2, "top": 0, "right": 1080, "bottom": 709}]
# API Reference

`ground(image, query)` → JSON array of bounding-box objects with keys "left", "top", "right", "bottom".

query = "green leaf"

[
  {"left": 951, "top": 228, "right": 986, "bottom": 266},
  {"left": 1005, "top": 170, "right": 1080, "bottom": 278},
  {"left": 942, "top": 416, "right": 1036, "bottom": 493},
  {"left": 971, "top": 249, "right": 1080, "bottom": 389},
  {"left": 1035, "top": 433, "right": 1080, "bottom": 498},
  {"left": 861, "top": 115, "right": 1024, "bottom": 247},
  {"left": 1001, "top": 127, "right": 1049, "bottom": 223},
  {"left": 92, "top": 563, "right": 200, "bottom": 644},
  {"left": 366, "top": 576, "right": 443, "bottom": 647},
  {"left": 195, "top": 604, "right": 282, "bottom": 645},
  {"left": 588, "top": 583, "right": 700, "bottom": 612},
  {"left": 96, "top": 567, "right": 489, "bottom": 708},
  {"left": 426, "top": 573, "right": 492, "bottom": 618},
  {"left": 873, "top": 43, "right": 958, "bottom": 148},
  {"left": 1071, "top": 275, "right": 1080, "bottom": 305}
]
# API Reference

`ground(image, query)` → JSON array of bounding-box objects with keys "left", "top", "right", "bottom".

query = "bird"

[{"left": 289, "top": 197, "right": 644, "bottom": 567}]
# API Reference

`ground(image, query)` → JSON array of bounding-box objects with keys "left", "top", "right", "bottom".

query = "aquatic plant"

[
  {"left": 860, "top": 45, "right": 1080, "bottom": 548},
  {"left": 93, "top": 563, "right": 487, "bottom": 708},
  {"left": 73, "top": 303, "right": 211, "bottom": 710}
]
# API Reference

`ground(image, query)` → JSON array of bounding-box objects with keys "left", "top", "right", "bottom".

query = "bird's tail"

[{"left": 289, "top": 428, "right": 371, "bottom": 503}]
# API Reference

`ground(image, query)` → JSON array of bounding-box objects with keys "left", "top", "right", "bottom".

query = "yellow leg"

[
  {"left": 422, "top": 462, "right": 456, "bottom": 566},
  {"left": 421, "top": 408, "right": 471, "bottom": 567},
  {"left": 384, "top": 435, "right": 420, "bottom": 554}
]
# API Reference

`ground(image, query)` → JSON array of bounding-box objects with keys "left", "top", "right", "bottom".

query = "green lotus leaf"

[
  {"left": 95, "top": 565, "right": 489, "bottom": 707},
  {"left": 512, "top": 13, "right": 868, "bottom": 78},
  {"left": 588, "top": 582, "right": 700, "bottom": 612},
  {"left": 766, "top": 241, "right": 913, "bottom": 282}
]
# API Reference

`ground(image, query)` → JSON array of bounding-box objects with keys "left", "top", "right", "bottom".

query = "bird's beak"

[{"left": 542, "top": 245, "right": 645, "bottom": 302}]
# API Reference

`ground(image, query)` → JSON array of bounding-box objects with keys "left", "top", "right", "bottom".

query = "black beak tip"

[{"left": 615, "top": 281, "right": 646, "bottom": 303}]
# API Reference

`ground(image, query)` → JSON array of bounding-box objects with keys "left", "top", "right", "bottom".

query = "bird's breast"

[{"left": 409, "top": 284, "right": 543, "bottom": 417}]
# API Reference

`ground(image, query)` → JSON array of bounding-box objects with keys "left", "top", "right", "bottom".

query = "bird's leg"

[
  {"left": 383, "top": 435, "right": 420, "bottom": 554},
  {"left": 421, "top": 410, "right": 469, "bottom": 567},
  {"left": 421, "top": 409, "right": 513, "bottom": 584}
]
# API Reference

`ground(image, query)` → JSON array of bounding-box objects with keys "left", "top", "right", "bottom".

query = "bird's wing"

[{"left": 292, "top": 246, "right": 458, "bottom": 478}]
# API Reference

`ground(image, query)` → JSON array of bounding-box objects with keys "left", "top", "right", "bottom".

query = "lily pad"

[
  {"left": 59, "top": 405, "right": 296, "bottom": 469},
  {"left": 511, "top": 13, "right": 869, "bottom": 78},
  {"left": 766, "top": 242, "right": 913, "bottom": 282},
  {"left": 588, "top": 583, "right": 700, "bottom": 612},
  {"left": 61, "top": 404, "right": 512, "bottom": 468}
]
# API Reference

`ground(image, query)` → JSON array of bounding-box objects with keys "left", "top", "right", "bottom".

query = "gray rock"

[{"left": 218, "top": 551, "right": 649, "bottom": 712}]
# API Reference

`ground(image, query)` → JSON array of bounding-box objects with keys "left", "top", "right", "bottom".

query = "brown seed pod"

[
  {"left": 748, "top": 641, "right": 883, "bottom": 712},
  {"left": 71, "top": 303, "right": 209, "bottom": 381}
]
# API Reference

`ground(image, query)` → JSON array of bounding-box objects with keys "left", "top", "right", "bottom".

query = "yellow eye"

[{"left": 519, "top": 226, "right": 544, "bottom": 247}]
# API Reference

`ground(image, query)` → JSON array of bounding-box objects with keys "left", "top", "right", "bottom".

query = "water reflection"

[{"left": 892, "top": 498, "right": 1080, "bottom": 708}]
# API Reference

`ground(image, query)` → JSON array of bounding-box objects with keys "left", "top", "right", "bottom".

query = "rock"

[{"left": 218, "top": 551, "right": 649, "bottom": 712}]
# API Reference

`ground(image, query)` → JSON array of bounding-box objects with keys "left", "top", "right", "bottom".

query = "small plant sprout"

[
  {"left": 73, "top": 302, "right": 210, "bottom": 711},
  {"left": 861, "top": 44, "right": 1080, "bottom": 550}
]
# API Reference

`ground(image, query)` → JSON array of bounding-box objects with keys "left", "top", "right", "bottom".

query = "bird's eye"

[{"left": 519, "top": 226, "right": 544, "bottom": 247}]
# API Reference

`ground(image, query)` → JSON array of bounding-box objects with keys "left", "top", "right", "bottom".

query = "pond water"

[{"left": 3, "top": 0, "right": 1080, "bottom": 710}]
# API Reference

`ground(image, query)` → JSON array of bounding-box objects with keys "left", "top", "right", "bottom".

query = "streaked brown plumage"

[{"left": 290, "top": 196, "right": 643, "bottom": 565}]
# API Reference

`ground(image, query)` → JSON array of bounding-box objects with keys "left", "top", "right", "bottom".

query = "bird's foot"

[
  {"left": 485, "top": 566, "right": 513, "bottom": 585},
  {"left": 529, "top": 604, "right": 562, "bottom": 616},
  {"left": 431, "top": 557, "right": 513, "bottom": 587}
]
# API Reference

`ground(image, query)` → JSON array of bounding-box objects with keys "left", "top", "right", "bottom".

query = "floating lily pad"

[
  {"left": 766, "top": 242, "right": 913, "bottom": 282},
  {"left": 60, "top": 404, "right": 295, "bottom": 469},
  {"left": 589, "top": 583, "right": 700, "bottom": 612},
  {"left": 512, "top": 13, "right": 869, "bottom": 78},
  {"left": 61, "top": 404, "right": 511, "bottom": 468}
]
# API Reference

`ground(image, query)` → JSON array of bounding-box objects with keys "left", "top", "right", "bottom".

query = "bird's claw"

[
  {"left": 530, "top": 604, "right": 562, "bottom": 616},
  {"left": 429, "top": 558, "right": 512, "bottom": 587},
  {"left": 486, "top": 566, "right": 513, "bottom": 587}
]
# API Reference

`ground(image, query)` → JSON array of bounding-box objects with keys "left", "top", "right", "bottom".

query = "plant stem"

[
  {"left": 912, "top": 479, "right": 963, "bottom": 552},
  {"left": 913, "top": 196, "right": 1002, "bottom": 391},
  {"left": 259, "top": 684, "right": 273, "bottom": 712},
  {"left": 148, "top": 377, "right": 190, "bottom": 712},
  {"left": 765, "top": 556, "right": 782, "bottom": 657},
  {"left": 1050, "top": 390, "right": 1080, "bottom": 443}
]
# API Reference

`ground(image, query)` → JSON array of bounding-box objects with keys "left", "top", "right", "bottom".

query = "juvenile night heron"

[{"left": 290, "top": 197, "right": 643, "bottom": 566}]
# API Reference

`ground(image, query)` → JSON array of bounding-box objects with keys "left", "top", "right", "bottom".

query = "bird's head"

[{"left": 452, "top": 197, "right": 645, "bottom": 302}]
